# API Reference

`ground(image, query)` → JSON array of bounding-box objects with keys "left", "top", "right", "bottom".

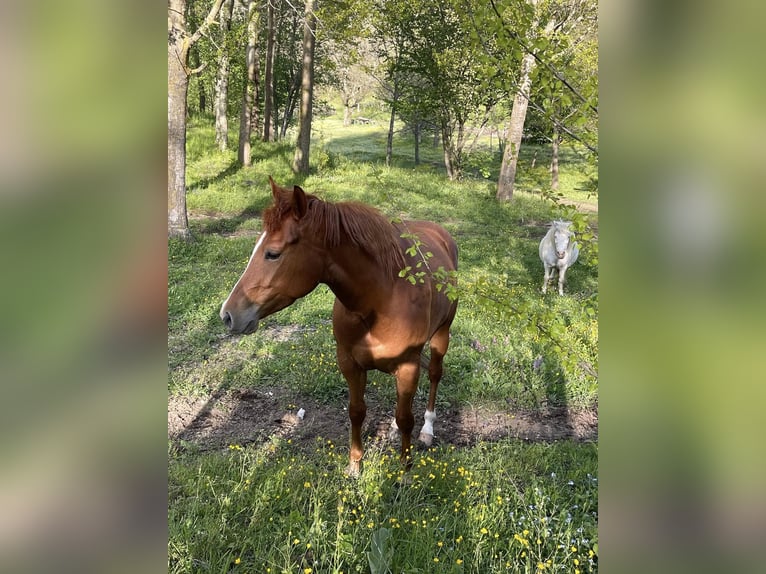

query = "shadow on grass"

[
  {"left": 193, "top": 202, "right": 266, "bottom": 236},
  {"left": 188, "top": 160, "right": 241, "bottom": 192}
]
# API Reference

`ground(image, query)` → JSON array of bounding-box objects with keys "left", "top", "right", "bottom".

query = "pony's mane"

[{"left": 264, "top": 193, "right": 405, "bottom": 279}]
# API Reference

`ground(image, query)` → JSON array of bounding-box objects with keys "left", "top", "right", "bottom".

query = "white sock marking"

[
  {"left": 420, "top": 409, "right": 436, "bottom": 437},
  {"left": 221, "top": 232, "right": 267, "bottom": 311}
]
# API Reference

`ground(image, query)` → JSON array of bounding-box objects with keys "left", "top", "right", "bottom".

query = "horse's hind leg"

[{"left": 418, "top": 324, "right": 450, "bottom": 447}]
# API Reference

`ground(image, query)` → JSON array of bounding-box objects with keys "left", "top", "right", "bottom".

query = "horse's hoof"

[
  {"left": 345, "top": 461, "right": 361, "bottom": 478},
  {"left": 387, "top": 423, "right": 399, "bottom": 442},
  {"left": 418, "top": 432, "right": 434, "bottom": 447}
]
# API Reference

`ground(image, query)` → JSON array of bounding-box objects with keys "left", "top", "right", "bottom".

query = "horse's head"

[
  {"left": 219, "top": 177, "right": 325, "bottom": 334},
  {"left": 552, "top": 221, "right": 574, "bottom": 259}
]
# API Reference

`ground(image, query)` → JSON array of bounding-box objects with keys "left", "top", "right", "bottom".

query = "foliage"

[
  {"left": 465, "top": 0, "right": 598, "bottom": 154},
  {"left": 369, "top": 0, "right": 507, "bottom": 179}
]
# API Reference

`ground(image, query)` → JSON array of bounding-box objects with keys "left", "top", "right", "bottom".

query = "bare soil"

[{"left": 169, "top": 386, "right": 597, "bottom": 454}]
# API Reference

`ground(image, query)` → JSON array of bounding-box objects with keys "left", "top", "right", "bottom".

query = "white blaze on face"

[{"left": 221, "top": 232, "right": 267, "bottom": 311}]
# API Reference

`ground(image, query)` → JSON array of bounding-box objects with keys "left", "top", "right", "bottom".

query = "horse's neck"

[{"left": 322, "top": 246, "right": 392, "bottom": 315}]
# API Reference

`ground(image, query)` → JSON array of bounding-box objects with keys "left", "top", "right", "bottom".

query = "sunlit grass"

[
  {"left": 172, "top": 118, "right": 597, "bottom": 408},
  {"left": 170, "top": 117, "right": 598, "bottom": 573},
  {"left": 169, "top": 438, "right": 598, "bottom": 574}
]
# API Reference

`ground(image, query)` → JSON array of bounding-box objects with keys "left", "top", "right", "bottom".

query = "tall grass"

[{"left": 169, "top": 438, "right": 598, "bottom": 574}]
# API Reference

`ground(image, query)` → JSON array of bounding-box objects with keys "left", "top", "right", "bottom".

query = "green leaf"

[{"left": 367, "top": 527, "right": 394, "bottom": 574}]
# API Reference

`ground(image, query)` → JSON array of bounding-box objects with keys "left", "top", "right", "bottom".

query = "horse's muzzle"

[{"left": 220, "top": 306, "right": 260, "bottom": 334}]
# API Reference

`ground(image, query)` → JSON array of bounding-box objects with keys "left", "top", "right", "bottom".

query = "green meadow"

[{"left": 169, "top": 116, "right": 598, "bottom": 573}]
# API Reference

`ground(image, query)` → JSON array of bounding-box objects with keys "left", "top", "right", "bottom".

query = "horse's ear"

[
  {"left": 269, "top": 176, "right": 280, "bottom": 202},
  {"left": 292, "top": 185, "right": 308, "bottom": 219}
]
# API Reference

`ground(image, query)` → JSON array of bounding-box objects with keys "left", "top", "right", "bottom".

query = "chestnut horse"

[{"left": 220, "top": 177, "right": 458, "bottom": 474}]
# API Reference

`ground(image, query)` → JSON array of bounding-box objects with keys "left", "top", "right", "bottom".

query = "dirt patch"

[
  {"left": 569, "top": 199, "right": 598, "bottom": 214},
  {"left": 169, "top": 387, "right": 597, "bottom": 454}
]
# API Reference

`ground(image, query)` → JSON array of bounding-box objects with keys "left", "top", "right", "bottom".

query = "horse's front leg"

[
  {"left": 542, "top": 264, "right": 552, "bottom": 294},
  {"left": 337, "top": 349, "right": 367, "bottom": 477},
  {"left": 558, "top": 264, "right": 567, "bottom": 295},
  {"left": 394, "top": 361, "right": 420, "bottom": 470}
]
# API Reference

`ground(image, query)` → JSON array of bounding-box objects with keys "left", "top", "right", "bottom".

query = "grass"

[
  {"left": 169, "top": 113, "right": 598, "bottom": 573},
  {"left": 169, "top": 439, "right": 598, "bottom": 574},
  {"left": 168, "top": 437, "right": 598, "bottom": 573}
]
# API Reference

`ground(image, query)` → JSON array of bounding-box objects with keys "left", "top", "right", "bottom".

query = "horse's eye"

[{"left": 265, "top": 250, "right": 281, "bottom": 261}]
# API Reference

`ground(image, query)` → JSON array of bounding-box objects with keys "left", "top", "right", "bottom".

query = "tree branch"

[
  {"left": 487, "top": 0, "right": 597, "bottom": 115},
  {"left": 188, "top": 0, "right": 226, "bottom": 46}
]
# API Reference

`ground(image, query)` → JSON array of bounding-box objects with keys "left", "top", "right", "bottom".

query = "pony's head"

[
  {"left": 552, "top": 220, "right": 574, "bottom": 259},
  {"left": 219, "top": 177, "right": 326, "bottom": 334}
]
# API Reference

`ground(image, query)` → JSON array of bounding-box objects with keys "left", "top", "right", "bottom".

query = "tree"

[
  {"left": 168, "top": 0, "right": 226, "bottom": 239},
  {"left": 496, "top": 0, "right": 551, "bottom": 201},
  {"left": 262, "top": 0, "right": 277, "bottom": 142},
  {"left": 214, "top": 0, "right": 235, "bottom": 150},
  {"left": 496, "top": 45, "right": 537, "bottom": 200},
  {"left": 237, "top": 0, "right": 260, "bottom": 166},
  {"left": 486, "top": 0, "right": 597, "bottom": 200},
  {"left": 372, "top": 0, "right": 499, "bottom": 179},
  {"left": 292, "top": 0, "right": 317, "bottom": 174}
]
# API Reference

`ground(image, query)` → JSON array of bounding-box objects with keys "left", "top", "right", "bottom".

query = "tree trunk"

[
  {"left": 167, "top": 0, "right": 225, "bottom": 239},
  {"left": 238, "top": 0, "right": 258, "bottom": 167},
  {"left": 551, "top": 122, "right": 560, "bottom": 191},
  {"left": 386, "top": 82, "right": 398, "bottom": 167},
  {"left": 496, "top": 51, "right": 535, "bottom": 201},
  {"left": 343, "top": 100, "right": 352, "bottom": 126},
  {"left": 292, "top": 0, "right": 317, "bottom": 175},
  {"left": 441, "top": 117, "right": 464, "bottom": 181},
  {"left": 168, "top": 0, "right": 191, "bottom": 240},
  {"left": 280, "top": 69, "right": 301, "bottom": 138},
  {"left": 190, "top": 47, "right": 206, "bottom": 115},
  {"left": 413, "top": 120, "right": 420, "bottom": 165},
  {"left": 263, "top": 0, "right": 277, "bottom": 142},
  {"left": 214, "top": 0, "right": 234, "bottom": 151}
]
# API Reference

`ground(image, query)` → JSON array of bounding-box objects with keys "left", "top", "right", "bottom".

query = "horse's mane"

[{"left": 264, "top": 193, "right": 406, "bottom": 279}]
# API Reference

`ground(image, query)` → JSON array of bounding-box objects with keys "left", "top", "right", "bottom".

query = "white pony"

[{"left": 539, "top": 220, "right": 579, "bottom": 295}]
